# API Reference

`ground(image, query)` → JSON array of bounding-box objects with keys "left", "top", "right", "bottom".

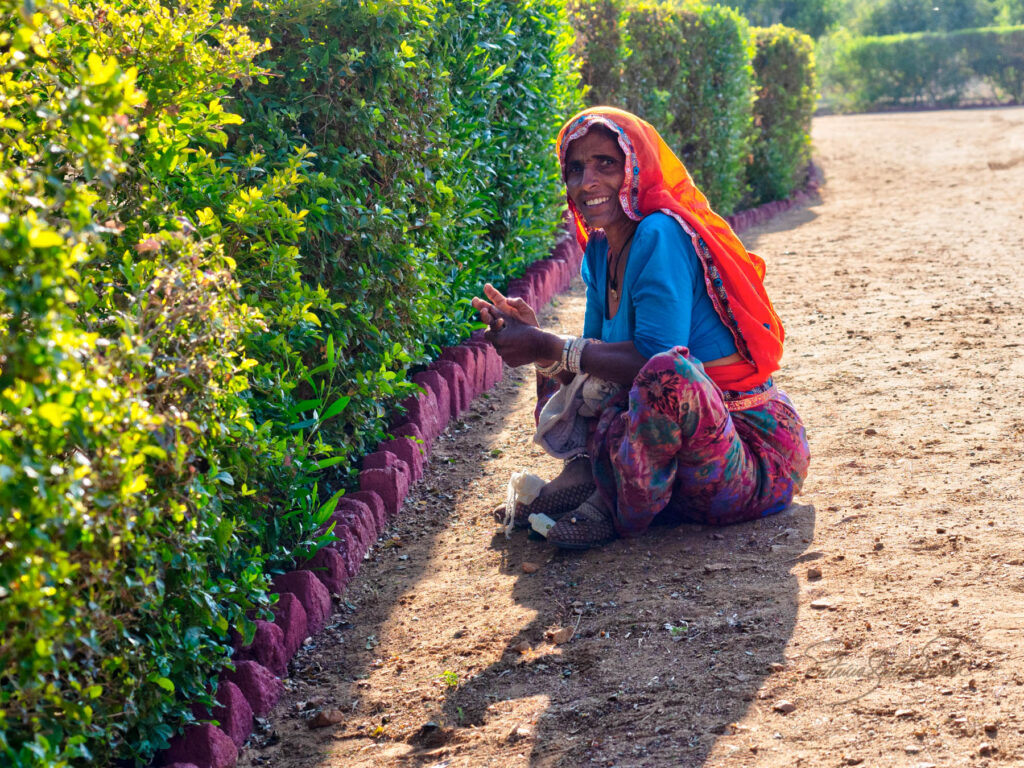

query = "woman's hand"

[
  {"left": 471, "top": 283, "right": 540, "bottom": 330},
  {"left": 483, "top": 308, "right": 561, "bottom": 369},
  {"left": 472, "top": 284, "right": 562, "bottom": 370}
]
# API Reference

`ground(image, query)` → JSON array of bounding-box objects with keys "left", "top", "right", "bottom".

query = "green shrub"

[
  {"left": 618, "top": 0, "right": 691, "bottom": 152},
  {"left": 824, "top": 25, "right": 1024, "bottom": 111},
  {"left": 568, "top": 0, "right": 628, "bottom": 105},
  {"left": 0, "top": 2, "right": 330, "bottom": 765},
  {"left": 663, "top": 2, "right": 756, "bottom": 213},
  {"left": 963, "top": 26, "right": 1024, "bottom": 101},
  {"left": 231, "top": 0, "right": 581, "bottom": 480},
  {"left": 1, "top": 1, "right": 580, "bottom": 763},
  {"left": 570, "top": 0, "right": 757, "bottom": 213},
  {"left": 748, "top": 24, "right": 816, "bottom": 204}
]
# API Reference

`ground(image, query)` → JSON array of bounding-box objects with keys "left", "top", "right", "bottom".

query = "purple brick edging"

[
  {"left": 155, "top": 172, "right": 819, "bottom": 766},
  {"left": 725, "top": 162, "right": 823, "bottom": 235}
]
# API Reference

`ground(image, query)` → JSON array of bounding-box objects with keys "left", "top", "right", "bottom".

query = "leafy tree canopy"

[
  {"left": 849, "top": 0, "right": 999, "bottom": 35},
  {"left": 719, "top": 0, "right": 1023, "bottom": 38},
  {"left": 719, "top": 0, "right": 841, "bottom": 37}
]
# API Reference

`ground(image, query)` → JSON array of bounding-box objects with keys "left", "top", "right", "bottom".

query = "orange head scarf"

[{"left": 556, "top": 107, "right": 784, "bottom": 392}]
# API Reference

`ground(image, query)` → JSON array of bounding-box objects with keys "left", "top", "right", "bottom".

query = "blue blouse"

[{"left": 581, "top": 212, "right": 737, "bottom": 361}]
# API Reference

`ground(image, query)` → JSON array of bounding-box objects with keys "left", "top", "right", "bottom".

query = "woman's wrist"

[
  {"left": 534, "top": 332, "right": 570, "bottom": 376},
  {"left": 537, "top": 330, "right": 566, "bottom": 363}
]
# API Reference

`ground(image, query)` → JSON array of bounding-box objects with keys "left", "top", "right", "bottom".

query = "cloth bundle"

[{"left": 534, "top": 373, "right": 621, "bottom": 459}]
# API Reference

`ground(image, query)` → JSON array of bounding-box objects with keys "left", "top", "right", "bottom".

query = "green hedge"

[
  {"left": 823, "top": 25, "right": 1024, "bottom": 110},
  {"left": 0, "top": 3, "right": 314, "bottom": 765},
  {"left": 618, "top": 1, "right": 692, "bottom": 154},
  {"left": 568, "top": 0, "right": 629, "bottom": 106},
  {"left": 231, "top": 0, "right": 580, "bottom": 476},
  {"left": 669, "top": 1, "right": 756, "bottom": 214},
  {"left": 568, "top": 0, "right": 814, "bottom": 213},
  {"left": 0, "top": 0, "right": 579, "bottom": 765},
  {"left": 748, "top": 25, "right": 816, "bottom": 204}
]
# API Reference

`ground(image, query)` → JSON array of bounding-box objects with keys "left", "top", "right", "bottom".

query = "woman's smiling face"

[{"left": 564, "top": 127, "right": 629, "bottom": 232}]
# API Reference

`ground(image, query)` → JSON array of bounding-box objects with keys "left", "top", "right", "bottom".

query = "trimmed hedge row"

[
  {"left": 749, "top": 25, "right": 817, "bottom": 205},
  {"left": 0, "top": 3, "right": 316, "bottom": 766},
  {"left": 822, "top": 25, "right": 1024, "bottom": 111},
  {"left": 0, "top": 1, "right": 579, "bottom": 766},
  {"left": 229, "top": 0, "right": 580, "bottom": 477},
  {"left": 567, "top": 0, "right": 816, "bottom": 213}
]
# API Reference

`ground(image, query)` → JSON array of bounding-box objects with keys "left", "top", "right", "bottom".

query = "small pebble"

[
  {"left": 806, "top": 566, "right": 822, "bottom": 580},
  {"left": 769, "top": 662, "right": 786, "bottom": 672},
  {"left": 810, "top": 599, "right": 832, "bottom": 610},
  {"left": 984, "top": 722, "right": 998, "bottom": 734},
  {"left": 521, "top": 561, "right": 540, "bottom": 574},
  {"left": 546, "top": 626, "right": 572, "bottom": 645},
  {"left": 904, "top": 745, "right": 922, "bottom": 754},
  {"left": 895, "top": 708, "right": 915, "bottom": 718},
  {"left": 773, "top": 699, "right": 796, "bottom": 714},
  {"left": 308, "top": 709, "right": 345, "bottom": 729}
]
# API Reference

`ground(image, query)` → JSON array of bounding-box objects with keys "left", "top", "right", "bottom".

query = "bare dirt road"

[{"left": 239, "top": 107, "right": 1024, "bottom": 768}]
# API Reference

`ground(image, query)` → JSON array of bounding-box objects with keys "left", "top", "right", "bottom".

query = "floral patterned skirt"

[{"left": 539, "top": 348, "right": 810, "bottom": 537}]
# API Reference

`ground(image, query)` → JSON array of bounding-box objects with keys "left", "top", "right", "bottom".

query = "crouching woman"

[{"left": 473, "top": 107, "right": 810, "bottom": 550}]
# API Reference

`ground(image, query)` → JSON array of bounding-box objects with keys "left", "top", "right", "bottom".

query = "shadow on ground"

[
  {"left": 438, "top": 503, "right": 816, "bottom": 767},
  {"left": 239, "top": 196, "right": 821, "bottom": 766}
]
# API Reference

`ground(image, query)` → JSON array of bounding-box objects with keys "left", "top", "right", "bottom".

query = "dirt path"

[{"left": 239, "top": 107, "right": 1024, "bottom": 768}]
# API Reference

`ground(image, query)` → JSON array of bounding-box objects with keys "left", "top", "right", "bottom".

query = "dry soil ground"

[{"left": 238, "top": 107, "right": 1024, "bottom": 768}]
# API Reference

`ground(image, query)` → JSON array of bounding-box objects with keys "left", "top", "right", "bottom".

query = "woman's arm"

[
  {"left": 484, "top": 316, "right": 648, "bottom": 388},
  {"left": 579, "top": 340, "right": 647, "bottom": 387}
]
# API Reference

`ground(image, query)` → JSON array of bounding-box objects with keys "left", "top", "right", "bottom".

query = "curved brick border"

[
  {"left": 725, "top": 161, "right": 823, "bottom": 235},
  {"left": 153, "top": 170, "right": 820, "bottom": 767}
]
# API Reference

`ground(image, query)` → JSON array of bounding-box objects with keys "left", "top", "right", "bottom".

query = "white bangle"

[
  {"left": 535, "top": 358, "right": 564, "bottom": 377},
  {"left": 567, "top": 336, "right": 588, "bottom": 373},
  {"left": 537, "top": 335, "right": 596, "bottom": 376},
  {"left": 535, "top": 336, "right": 572, "bottom": 377}
]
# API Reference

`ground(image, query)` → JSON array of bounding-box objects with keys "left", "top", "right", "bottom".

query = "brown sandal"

[
  {"left": 493, "top": 480, "right": 596, "bottom": 529},
  {"left": 547, "top": 491, "right": 617, "bottom": 550}
]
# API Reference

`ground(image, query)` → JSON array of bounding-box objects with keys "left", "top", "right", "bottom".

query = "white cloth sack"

[{"left": 534, "top": 373, "right": 621, "bottom": 460}]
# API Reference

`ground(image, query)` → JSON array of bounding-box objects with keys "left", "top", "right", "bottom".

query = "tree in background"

[
  {"left": 722, "top": 0, "right": 1023, "bottom": 38},
  {"left": 722, "top": 0, "right": 840, "bottom": 38},
  {"left": 845, "top": 0, "right": 1000, "bottom": 35},
  {"left": 995, "top": 0, "right": 1024, "bottom": 23}
]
